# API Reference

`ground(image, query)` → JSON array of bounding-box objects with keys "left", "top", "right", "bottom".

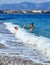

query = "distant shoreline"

[{"left": 0, "top": 10, "right": 50, "bottom": 14}]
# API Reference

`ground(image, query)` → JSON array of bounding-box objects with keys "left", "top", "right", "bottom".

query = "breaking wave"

[{"left": 4, "top": 22, "right": 50, "bottom": 58}]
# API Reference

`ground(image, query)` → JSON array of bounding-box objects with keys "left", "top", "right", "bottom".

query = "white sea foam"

[{"left": 4, "top": 22, "right": 50, "bottom": 58}]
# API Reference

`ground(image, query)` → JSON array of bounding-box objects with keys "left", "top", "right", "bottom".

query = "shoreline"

[
  {"left": 0, "top": 20, "right": 49, "bottom": 65},
  {"left": 0, "top": 55, "right": 44, "bottom": 65},
  {"left": 0, "top": 10, "right": 50, "bottom": 14}
]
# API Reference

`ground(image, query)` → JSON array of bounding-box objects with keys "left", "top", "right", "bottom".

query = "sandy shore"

[{"left": 0, "top": 55, "right": 44, "bottom": 65}]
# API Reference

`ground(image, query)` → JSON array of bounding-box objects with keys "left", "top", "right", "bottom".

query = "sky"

[{"left": 0, "top": 0, "right": 50, "bottom": 4}]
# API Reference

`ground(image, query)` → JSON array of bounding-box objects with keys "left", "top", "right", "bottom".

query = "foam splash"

[{"left": 4, "top": 22, "right": 50, "bottom": 58}]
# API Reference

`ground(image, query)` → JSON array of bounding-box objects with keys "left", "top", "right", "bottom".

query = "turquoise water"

[{"left": 0, "top": 14, "right": 50, "bottom": 38}]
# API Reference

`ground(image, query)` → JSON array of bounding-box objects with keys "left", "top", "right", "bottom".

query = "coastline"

[
  {"left": 0, "top": 23, "right": 43, "bottom": 65},
  {"left": 0, "top": 10, "right": 50, "bottom": 14},
  {"left": 0, "top": 55, "right": 44, "bottom": 65}
]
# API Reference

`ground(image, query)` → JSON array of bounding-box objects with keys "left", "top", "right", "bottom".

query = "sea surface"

[
  {"left": 0, "top": 14, "right": 50, "bottom": 38},
  {"left": 0, "top": 14, "right": 50, "bottom": 64}
]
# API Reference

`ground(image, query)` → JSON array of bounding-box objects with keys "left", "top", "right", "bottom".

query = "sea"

[{"left": 0, "top": 14, "right": 50, "bottom": 64}]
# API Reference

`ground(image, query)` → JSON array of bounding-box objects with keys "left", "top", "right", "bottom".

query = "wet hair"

[{"left": 31, "top": 22, "right": 33, "bottom": 26}]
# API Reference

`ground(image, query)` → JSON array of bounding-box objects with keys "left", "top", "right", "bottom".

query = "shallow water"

[{"left": 1, "top": 14, "right": 50, "bottom": 38}]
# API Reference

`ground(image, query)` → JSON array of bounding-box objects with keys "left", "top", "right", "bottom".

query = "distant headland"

[
  {"left": 0, "top": 2, "right": 50, "bottom": 12},
  {"left": 0, "top": 2, "right": 50, "bottom": 14}
]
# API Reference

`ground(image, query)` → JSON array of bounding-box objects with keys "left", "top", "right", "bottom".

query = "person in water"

[
  {"left": 14, "top": 26, "right": 18, "bottom": 34},
  {"left": 23, "top": 23, "right": 26, "bottom": 29},
  {"left": 29, "top": 22, "right": 34, "bottom": 31},
  {"left": 14, "top": 26, "right": 18, "bottom": 30}
]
